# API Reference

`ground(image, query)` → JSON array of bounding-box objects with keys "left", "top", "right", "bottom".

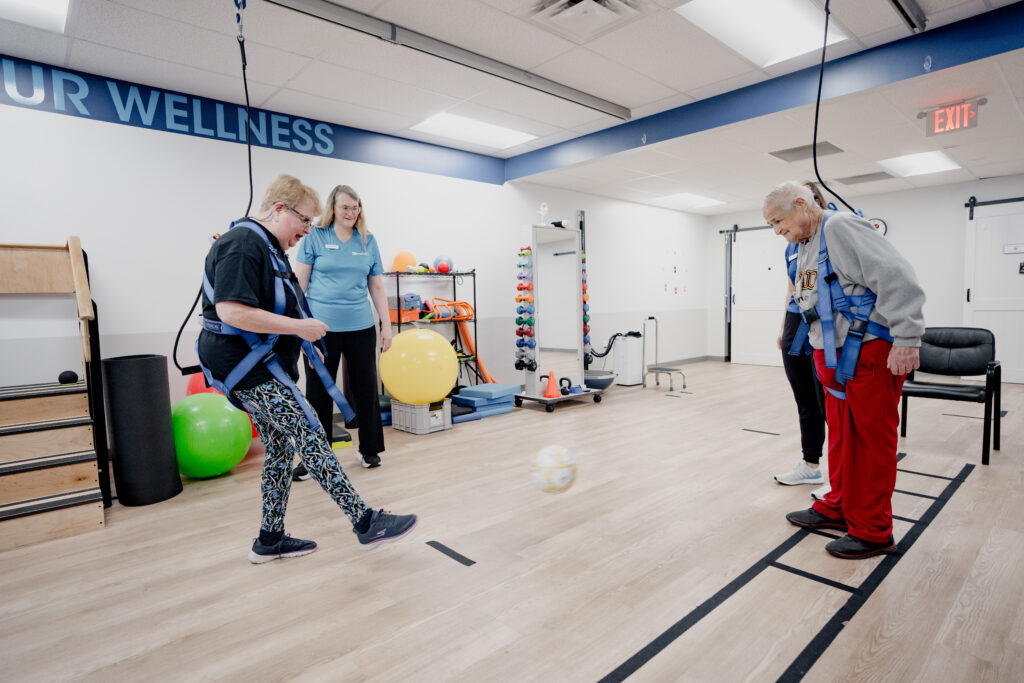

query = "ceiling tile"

[
  {"left": 69, "top": 40, "right": 278, "bottom": 105},
  {"left": 444, "top": 101, "right": 562, "bottom": 137},
  {"left": 285, "top": 60, "right": 459, "bottom": 121},
  {"left": 318, "top": 30, "right": 496, "bottom": 100},
  {"left": 373, "top": 0, "right": 575, "bottom": 70},
  {"left": 532, "top": 47, "right": 677, "bottom": 109},
  {"left": 631, "top": 92, "right": 695, "bottom": 119},
  {"left": 588, "top": 11, "right": 755, "bottom": 92},
  {"left": 0, "top": 20, "right": 68, "bottom": 67},
  {"left": 469, "top": 78, "right": 606, "bottom": 129},
  {"left": 263, "top": 88, "right": 415, "bottom": 133}
]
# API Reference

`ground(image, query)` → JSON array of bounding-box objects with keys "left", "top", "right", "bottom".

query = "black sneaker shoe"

[
  {"left": 359, "top": 453, "right": 382, "bottom": 469},
  {"left": 248, "top": 534, "right": 317, "bottom": 564},
  {"left": 786, "top": 508, "right": 848, "bottom": 531},
  {"left": 292, "top": 463, "right": 311, "bottom": 481},
  {"left": 354, "top": 509, "right": 417, "bottom": 549},
  {"left": 826, "top": 533, "right": 896, "bottom": 559}
]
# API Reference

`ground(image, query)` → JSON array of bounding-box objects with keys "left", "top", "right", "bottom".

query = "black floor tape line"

[
  {"left": 743, "top": 428, "right": 781, "bottom": 436},
  {"left": 770, "top": 561, "right": 860, "bottom": 594},
  {"left": 599, "top": 461, "right": 973, "bottom": 683},
  {"left": 426, "top": 541, "right": 475, "bottom": 566},
  {"left": 894, "top": 488, "right": 941, "bottom": 500},
  {"left": 776, "top": 462, "right": 974, "bottom": 682},
  {"left": 598, "top": 529, "right": 810, "bottom": 683},
  {"left": 897, "top": 468, "right": 962, "bottom": 482},
  {"left": 892, "top": 514, "right": 920, "bottom": 524}
]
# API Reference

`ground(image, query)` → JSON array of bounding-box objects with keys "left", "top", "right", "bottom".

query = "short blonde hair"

[{"left": 259, "top": 174, "right": 321, "bottom": 215}]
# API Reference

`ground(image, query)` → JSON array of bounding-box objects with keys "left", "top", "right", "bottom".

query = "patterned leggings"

[{"left": 234, "top": 379, "right": 369, "bottom": 533}]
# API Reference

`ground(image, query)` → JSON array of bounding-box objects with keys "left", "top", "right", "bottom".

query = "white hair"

[{"left": 764, "top": 181, "right": 816, "bottom": 212}]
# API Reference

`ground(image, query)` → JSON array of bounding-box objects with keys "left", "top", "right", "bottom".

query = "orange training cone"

[{"left": 543, "top": 371, "right": 560, "bottom": 399}]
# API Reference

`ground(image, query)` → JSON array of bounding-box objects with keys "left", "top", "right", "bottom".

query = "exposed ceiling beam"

[{"left": 265, "top": 0, "right": 632, "bottom": 121}]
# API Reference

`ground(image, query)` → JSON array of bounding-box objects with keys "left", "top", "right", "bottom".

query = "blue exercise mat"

[
  {"left": 452, "top": 411, "right": 483, "bottom": 424},
  {"left": 457, "top": 383, "right": 519, "bottom": 400},
  {"left": 452, "top": 394, "right": 515, "bottom": 408}
]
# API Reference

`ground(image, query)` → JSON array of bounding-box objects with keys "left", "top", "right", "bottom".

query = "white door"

[
  {"left": 964, "top": 202, "right": 1024, "bottom": 383},
  {"left": 731, "top": 229, "right": 790, "bottom": 366}
]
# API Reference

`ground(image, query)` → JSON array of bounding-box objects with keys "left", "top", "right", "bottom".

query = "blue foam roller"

[
  {"left": 452, "top": 412, "right": 483, "bottom": 424},
  {"left": 474, "top": 404, "right": 516, "bottom": 419}
]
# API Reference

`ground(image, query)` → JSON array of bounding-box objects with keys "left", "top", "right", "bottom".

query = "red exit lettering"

[{"left": 930, "top": 101, "right": 979, "bottom": 135}]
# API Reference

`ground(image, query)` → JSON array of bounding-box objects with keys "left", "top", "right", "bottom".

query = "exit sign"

[{"left": 926, "top": 98, "right": 982, "bottom": 136}]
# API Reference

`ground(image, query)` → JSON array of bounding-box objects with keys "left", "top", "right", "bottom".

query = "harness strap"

[
  {"left": 824, "top": 386, "right": 846, "bottom": 400},
  {"left": 198, "top": 220, "right": 356, "bottom": 428}
]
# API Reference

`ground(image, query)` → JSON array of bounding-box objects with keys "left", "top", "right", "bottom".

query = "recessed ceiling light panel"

[
  {"left": 0, "top": 0, "right": 69, "bottom": 34},
  {"left": 876, "top": 150, "right": 960, "bottom": 177},
  {"left": 675, "top": 0, "right": 848, "bottom": 68},
  {"left": 410, "top": 113, "right": 536, "bottom": 150}
]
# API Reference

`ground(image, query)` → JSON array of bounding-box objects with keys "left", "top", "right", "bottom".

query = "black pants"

[
  {"left": 305, "top": 325, "right": 385, "bottom": 458},
  {"left": 781, "top": 311, "right": 826, "bottom": 464}
]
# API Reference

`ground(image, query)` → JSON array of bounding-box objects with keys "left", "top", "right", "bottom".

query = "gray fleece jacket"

[{"left": 794, "top": 211, "right": 926, "bottom": 350}]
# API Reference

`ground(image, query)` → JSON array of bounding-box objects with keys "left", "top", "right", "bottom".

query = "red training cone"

[{"left": 543, "top": 371, "right": 560, "bottom": 399}]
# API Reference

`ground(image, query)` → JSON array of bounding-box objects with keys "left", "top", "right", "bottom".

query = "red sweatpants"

[{"left": 811, "top": 340, "right": 906, "bottom": 543}]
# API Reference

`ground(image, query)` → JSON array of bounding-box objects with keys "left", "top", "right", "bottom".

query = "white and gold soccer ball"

[{"left": 530, "top": 445, "right": 577, "bottom": 493}]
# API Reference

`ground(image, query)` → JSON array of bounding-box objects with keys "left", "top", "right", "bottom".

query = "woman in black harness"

[{"left": 198, "top": 174, "right": 416, "bottom": 563}]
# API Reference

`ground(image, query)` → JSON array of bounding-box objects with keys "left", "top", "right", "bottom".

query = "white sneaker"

[
  {"left": 774, "top": 462, "right": 824, "bottom": 486},
  {"left": 811, "top": 482, "right": 831, "bottom": 501}
]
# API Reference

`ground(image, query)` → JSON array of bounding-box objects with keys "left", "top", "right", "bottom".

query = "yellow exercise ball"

[{"left": 380, "top": 329, "right": 459, "bottom": 404}]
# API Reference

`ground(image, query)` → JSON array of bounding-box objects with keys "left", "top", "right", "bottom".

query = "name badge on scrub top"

[{"left": 325, "top": 244, "right": 339, "bottom": 250}]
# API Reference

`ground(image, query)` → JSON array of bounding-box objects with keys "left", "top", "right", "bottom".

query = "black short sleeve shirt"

[{"left": 197, "top": 220, "right": 303, "bottom": 391}]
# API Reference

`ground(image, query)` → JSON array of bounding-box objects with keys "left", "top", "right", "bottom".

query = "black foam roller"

[{"left": 102, "top": 354, "right": 182, "bottom": 506}]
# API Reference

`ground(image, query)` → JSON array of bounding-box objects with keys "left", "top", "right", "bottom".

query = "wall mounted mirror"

[{"left": 531, "top": 225, "right": 584, "bottom": 394}]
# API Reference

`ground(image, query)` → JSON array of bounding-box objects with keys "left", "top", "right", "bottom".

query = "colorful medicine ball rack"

[
  {"left": 514, "top": 246, "right": 537, "bottom": 371},
  {"left": 581, "top": 251, "right": 591, "bottom": 361}
]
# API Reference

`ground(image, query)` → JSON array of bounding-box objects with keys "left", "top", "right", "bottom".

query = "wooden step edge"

[
  {"left": 0, "top": 416, "right": 93, "bottom": 436},
  {"left": 0, "top": 450, "right": 97, "bottom": 476},
  {"left": 0, "top": 488, "right": 104, "bottom": 523},
  {"left": 0, "top": 381, "right": 88, "bottom": 401}
]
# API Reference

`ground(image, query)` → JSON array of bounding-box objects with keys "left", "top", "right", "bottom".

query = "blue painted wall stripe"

[
  {"left": 0, "top": 53, "right": 505, "bottom": 185},
  {"left": 504, "top": 2, "right": 1024, "bottom": 181}
]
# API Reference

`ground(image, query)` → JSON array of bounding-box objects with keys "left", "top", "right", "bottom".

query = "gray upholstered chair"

[{"left": 900, "top": 327, "right": 1001, "bottom": 465}]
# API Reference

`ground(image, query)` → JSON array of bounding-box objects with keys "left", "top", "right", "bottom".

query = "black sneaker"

[
  {"left": 292, "top": 463, "right": 311, "bottom": 481},
  {"left": 785, "top": 508, "right": 848, "bottom": 531},
  {"left": 359, "top": 453, "right": 382, "bottom": 469},
  {"left": 826, "top": 534, "right": 896, "bottom": 559},
  {"left": 354, "top": 509, "right": 417, "bottom": 549},
  {"left": 248, "top": 534, "right": 317, "bottom": 564}
]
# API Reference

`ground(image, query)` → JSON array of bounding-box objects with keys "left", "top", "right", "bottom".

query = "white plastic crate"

[{"left": 390, "top": 398, "right": 452, "bottom": 435}]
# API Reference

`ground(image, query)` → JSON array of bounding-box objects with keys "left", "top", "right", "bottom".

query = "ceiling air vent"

[
  {"left": 834, "top": 172, "right": 895, "bottom": 185},
  {"left": 525, "top": 0, "right": 650, "bottom": 42},
  {"left": 769, "top": 141, "right": 844, "bottom": 162}
]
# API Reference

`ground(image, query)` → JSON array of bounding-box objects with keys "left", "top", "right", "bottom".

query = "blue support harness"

[
  {"left": 196, "top": 220, "right": 355, "bottom": 431},
  {"left": 788, "top": 213, "right": 892, "bottom": 399}
]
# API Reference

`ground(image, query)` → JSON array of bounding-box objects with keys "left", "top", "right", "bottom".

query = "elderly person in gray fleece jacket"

[{"left": 764, "top": 180, "right": 926, "bottom": 560}]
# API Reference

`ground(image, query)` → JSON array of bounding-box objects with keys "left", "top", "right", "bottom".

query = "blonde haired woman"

[
  {"left": 198, "top": 175, "right": 415, "bottom": 563},
  {"left": 294, "top": 184, "right": 392, "bottom": 472}
]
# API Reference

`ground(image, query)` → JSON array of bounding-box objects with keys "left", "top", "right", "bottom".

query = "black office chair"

[{"left": 900, "top": 327, "right": 1001, "bottom": 465}]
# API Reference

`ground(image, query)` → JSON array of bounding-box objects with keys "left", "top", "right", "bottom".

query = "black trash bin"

[{"left": 102, "top": 354, "right": 182, "bottom": 506}]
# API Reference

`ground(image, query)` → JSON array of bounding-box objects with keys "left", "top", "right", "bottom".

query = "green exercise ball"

[{"left": 171, "top": 392, "right": 252, "bottom": 478}]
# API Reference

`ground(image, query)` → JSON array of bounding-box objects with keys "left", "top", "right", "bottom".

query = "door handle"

[{"left": 966, "top": 288, "right": 971, "bottom": 303}]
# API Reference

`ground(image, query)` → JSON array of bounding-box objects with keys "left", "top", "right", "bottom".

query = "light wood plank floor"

[{"left": 1, "top": 361, "right": 1021, "bottom": 682}]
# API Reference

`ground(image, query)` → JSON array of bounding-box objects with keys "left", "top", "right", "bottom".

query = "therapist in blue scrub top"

[{"left": 293, "top": 184, "right": 392, "bottom": 474}]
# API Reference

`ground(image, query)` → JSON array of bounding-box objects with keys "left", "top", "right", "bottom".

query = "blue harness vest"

[
  {"left": 197, "top": 220, "right": 355, "bottom": 430},
  {"left": 788, "top": 212, "right": 892, "bottom": 399}
]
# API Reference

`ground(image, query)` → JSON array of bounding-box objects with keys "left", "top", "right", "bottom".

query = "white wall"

[
  {"left": 708, "top": 173, "right": 1024, "bottom": 357},
  {"left": 0, "top": 105, "right": 713, "bottom": 397}
]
